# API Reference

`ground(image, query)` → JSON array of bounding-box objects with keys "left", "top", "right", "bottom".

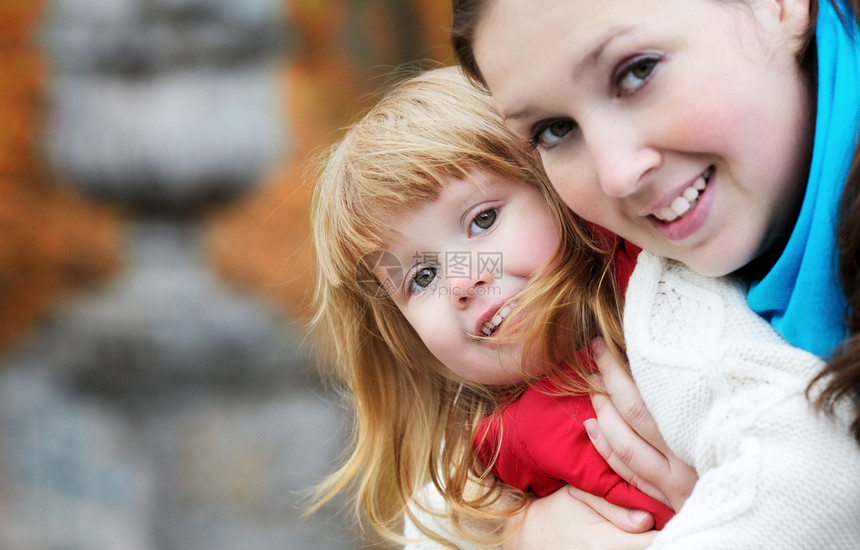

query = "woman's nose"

[{"left": 583, "top": 116, "right": 660, "bottom": 198}]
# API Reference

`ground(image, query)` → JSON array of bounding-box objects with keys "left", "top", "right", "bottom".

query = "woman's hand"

[
  {"left": 503, "top": 486, "right": 657, "bottom": 550},
  {"left": 585, "top": 341, "right": 697, "bottom": 511}
]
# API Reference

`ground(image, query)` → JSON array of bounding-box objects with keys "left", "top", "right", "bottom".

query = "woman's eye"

[
  {"left": 410, "top": 266, "right": 437, "bottom": 293},
  {"left": 616, "top": 56, "right": 658, "bottom": 96},
  {"left": 470, "top": 208, "right": 498, "bottom": 235},
  {"left": 532, "top": 119, "right": 574, "bottom": 149}
]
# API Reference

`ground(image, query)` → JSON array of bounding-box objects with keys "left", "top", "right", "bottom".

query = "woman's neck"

[{"left": 736, "top": 234, "right": 792, "bottom": 282}]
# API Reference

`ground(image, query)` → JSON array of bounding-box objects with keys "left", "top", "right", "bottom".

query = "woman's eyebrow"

[
  {"left": 502, "top": 107, "right": 536, "bottom": 123},
  {"left": 499, "top": 26, "right": 634, "bottom": 123},
  {"left": 573, "top": 26, "right": 635, "bottom": 75}
]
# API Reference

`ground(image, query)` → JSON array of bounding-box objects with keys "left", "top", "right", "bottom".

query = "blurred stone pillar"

[{"left": 0, "top": 0, "right": 353, "bottom": 548}]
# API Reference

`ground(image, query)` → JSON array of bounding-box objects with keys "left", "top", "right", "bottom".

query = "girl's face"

[
  {"left": 377, "top": 170, "right": 560, "bottom": 385},
  {"left": 472, "top": 0, "right": 813, "bottom": 276}
]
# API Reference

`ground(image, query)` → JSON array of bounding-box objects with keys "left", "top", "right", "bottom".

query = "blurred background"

[{"left": 0, "top": 1, "right": 452, "bottom": 548}]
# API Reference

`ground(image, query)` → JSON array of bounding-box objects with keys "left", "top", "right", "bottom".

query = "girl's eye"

[
  {"left": 470, "top": 208, "right": 498, "bottom": 235},
  {"left": 531, "top": 119, "right": 574, "bottom": 149},
  {"left": 410, "top": 266, "right": 437, "bottom": 293},
  {"left": 616, "top": 56, "right": 658, "bottom": 96}
]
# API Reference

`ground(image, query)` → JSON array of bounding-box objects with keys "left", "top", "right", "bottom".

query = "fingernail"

[
  {"left": 584, "top": 419, "right": 599, "bottom": 441},
  {"left": 590, "top": 373, "right": 606, "bottom": 391},
  {"left": 629, "top": 510, "right": 650, "bottom": 526},
  {"left": 590, "top": 338, "right": 606, "bottom": 357}
]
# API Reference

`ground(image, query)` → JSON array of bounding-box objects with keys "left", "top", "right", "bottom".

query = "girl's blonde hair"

[{"left": 308, "top": 66, "right": 624, "bottom": 546}]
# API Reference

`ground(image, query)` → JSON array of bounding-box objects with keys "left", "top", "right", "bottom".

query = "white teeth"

[
  {"left": 652, "top": 171, "right": 711, "bottom": 223},
  {"left": 656, "top": 206, "right": 678, "bottom": 222},
  {"left": 481, "top": 303, "right": 514, "bottom": 336},
  {"left": 670, "top": 196, "right": 691, "bottom": 215},
  {"left": 683, "top": 187, "right": 699, "bottom": 201}
]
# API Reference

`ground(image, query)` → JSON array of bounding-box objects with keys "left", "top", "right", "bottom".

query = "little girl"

[{"left": 308, "top": 66, "right": 670, "bottom": 548}]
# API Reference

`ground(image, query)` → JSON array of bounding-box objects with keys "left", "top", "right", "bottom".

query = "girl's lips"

[
  {"left": 475, "top": 300, "right": 516, "bottom": 337},
  {"left": 650, "top": 169, "right": 716, "bottom": 242}
]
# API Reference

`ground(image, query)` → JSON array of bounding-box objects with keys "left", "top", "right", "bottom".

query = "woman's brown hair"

[{"left": 814, "top": 0, "right": 860, "bottom": 443}]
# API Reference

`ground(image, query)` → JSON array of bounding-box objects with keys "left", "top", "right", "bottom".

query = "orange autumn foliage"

[
  {"left": 0, "top": 0, "right": 121, "bottom": 351},
  {"left": 208, "top": 0, "right": 453, "bottom": 321}
]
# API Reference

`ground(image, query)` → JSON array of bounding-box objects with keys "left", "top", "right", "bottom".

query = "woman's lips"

[
  {"left": 652, "top": 167, "right": 712, "bottom": 222},
  {"left": 650, "top": 167, "right": 715, "bottom": 242}
]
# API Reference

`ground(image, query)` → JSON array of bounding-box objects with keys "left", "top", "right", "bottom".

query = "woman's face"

[{"left": 473, "top": 0, "right": 813, "bottom": 276}]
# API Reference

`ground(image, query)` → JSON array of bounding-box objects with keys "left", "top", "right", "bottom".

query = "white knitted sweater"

[
  {"left": 627, "top": 252, "right": 860, "bottom": 549},
  {"left": 404, "top": 253, "right": 860, "bottom": 549}
]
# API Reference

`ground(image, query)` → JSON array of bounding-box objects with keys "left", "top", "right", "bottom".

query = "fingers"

[
  {"left": 589, "top": 340, "right": 698, "bottom": 511},
  {"left": 589, "top": 347, "right": 674, "bottom": 488},
  {"left": 592, "top": 343, "right": 670, "bottom": 454},
  {"left": 567, "top": 485, "right": 655, "bottom": 533},
  {"left": 583, "top": 414, "right": 671, "bottom": 507},
  {"left": 503, "top": 487, "right": 657, "bottom": 550}
]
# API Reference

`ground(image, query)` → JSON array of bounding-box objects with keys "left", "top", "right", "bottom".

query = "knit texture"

[{"left": 626, "top": 252, "right": 860, "bottom": 549}]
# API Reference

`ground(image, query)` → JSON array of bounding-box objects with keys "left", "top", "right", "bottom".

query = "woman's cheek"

[
  {"left": 548, "top": 170, "right": 605, "bottom": 224},
  {"left": 542, "top": 151, "right": 603, "bottom": 218}
]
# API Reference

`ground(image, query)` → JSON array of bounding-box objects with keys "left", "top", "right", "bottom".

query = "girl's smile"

[
  {"left": 473, "top": 0, "right": 814, "bottom": 277},
  {"left": 478, "top": 299, "right": 516, "bottom": 337}
]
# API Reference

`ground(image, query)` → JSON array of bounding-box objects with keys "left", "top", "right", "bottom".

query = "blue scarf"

[{"left": 747, "top": 0, "right": 860, "bottom": 358}]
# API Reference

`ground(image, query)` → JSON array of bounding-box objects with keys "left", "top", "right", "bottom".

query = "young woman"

[{"left": 449, "top": 0, "right": 860, "bottom": 547}]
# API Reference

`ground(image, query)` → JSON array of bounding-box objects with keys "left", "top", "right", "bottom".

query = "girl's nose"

[{"left": 450, "top": 267, "right": 495, "bottom": 310}]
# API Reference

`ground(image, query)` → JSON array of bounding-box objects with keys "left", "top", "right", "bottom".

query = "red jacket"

[{"left": 474, "top": 238, "right": 674, "bottom": 529}]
